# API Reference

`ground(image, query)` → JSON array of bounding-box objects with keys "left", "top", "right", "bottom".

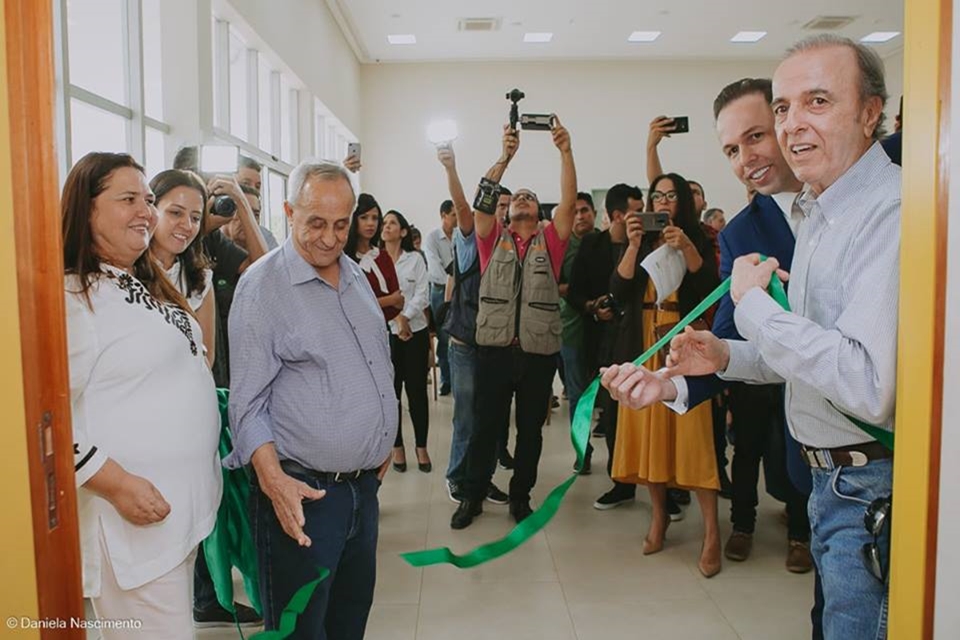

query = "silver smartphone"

[{"left": 347, "top": 142, "right": 361, "bottom": 161}]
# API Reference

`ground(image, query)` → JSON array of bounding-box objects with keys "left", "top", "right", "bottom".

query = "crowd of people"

[{"left": 64, "top": 33, "right": 900, "bottom": 640}]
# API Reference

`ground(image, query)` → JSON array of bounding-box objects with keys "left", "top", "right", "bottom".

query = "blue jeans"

[
  {"left": 559, "top": 344, "right": 588, "bottom": 425},
  {"left": 447, "top": 340, "right": 497, "bottom": 485},
  {"left": 429, "top": 285, "right": 450, "bottom": 390},
  {"left": 252, "top": 467, "right": 380, "bottom": 640},
  {"left": 809, "top": 458, "right": 892, "bottom": 640}
]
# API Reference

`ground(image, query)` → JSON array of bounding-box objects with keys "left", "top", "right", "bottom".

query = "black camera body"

[
  {"left": 598, "top": 294, "right": 624, "bottom": 318},
  {"left": 211, "top": 194, "right": 237, "bottom": 217},
  {"left": 506, "top": 88, "right": 525, "bottom": 130},
  {"left": 473, "top": 177, "right": 504, "bottom": 215}
]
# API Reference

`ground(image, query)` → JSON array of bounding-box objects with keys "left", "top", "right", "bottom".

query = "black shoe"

[
  {"left": 451, "top": 499, "right": 483, "bottom": 529},
  {"left": 446, "top": 480, "right": 463, "bottom": 504},
  {"left": 486, "top": 483, "right": 509, "bottom": 505},
  {"left": 393, "top": 461, "right": 407, "bottom": 473},
  {"left": 439, "top": 385, "right": 451, "bottom": 396},
  {"left": 574, "top": 454, "right": 592, "bottom": 475},
  {"left": 419, "top": 461, "right": 432, "bottom": 473},
  {"left": 509, "top": 499, "right": 534, "bottom": 523},
  {"left": 194, "top": 602, "right": 262, "bottom": 629},
  {"left": 593, "top": 487, "right": 636, "bottom": 510},
  {"left": 592, "top": 424, "right": 606, "bottom": 438},
  {"left": 498, "top": 449, "right": 515, "bottom": 470},
  {"left": 668, "top": 488, "right": 691, "bottom": 506},
  {"left": 668, "top": 498, "right": 685, "bottom": 522}
]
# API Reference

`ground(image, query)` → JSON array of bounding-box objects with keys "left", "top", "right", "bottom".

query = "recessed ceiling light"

[
  {"left": 628, "top": 31, "right": 661, "bottom": 42},
  {"left": 730, "top": 31, "right": 767, "bottom": 43},
  {"left": 523, "top": 32, "right": 553, "bottom": 43},
  {"left": 860, "top": 31, "right": 900, "bottom": 43},
  {"left": 387, "top": 34, "right": 417, "bottom": 45}
]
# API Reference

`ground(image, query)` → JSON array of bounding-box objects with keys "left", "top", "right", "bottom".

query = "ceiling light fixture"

[
  {"left": 387, "top": 34, "right": 417, "bottom": 45},
  {"left": 523, "top": 32, "right": 553, "bottom": 43},
  {"left": 730, "top": 31, "right": 767, "bottom": 43},
  {"left": 860, "top": 31, "right": 900, "bottom": 43},
  {"left": 628, "top": 31, "right": 661, "bottom": 42}
]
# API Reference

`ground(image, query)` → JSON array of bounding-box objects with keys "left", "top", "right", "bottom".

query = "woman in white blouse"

[
  {"left": 381, "top": 210, "right": 432, "bottom": 472},
  {"left": 149, "top": 169, "right": 215, "bottom": 367},
  {"left": 62, "top": 152, "right": 221, "bottom": 638}
]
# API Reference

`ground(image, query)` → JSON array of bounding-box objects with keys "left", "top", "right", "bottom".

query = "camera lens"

[{"left": 211, "top": 194, "right": 237, "bottom": 217}]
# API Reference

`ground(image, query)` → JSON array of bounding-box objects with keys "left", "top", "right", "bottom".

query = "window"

[
  {"left": 280, "top": 77, "right": 297, "bottom": 164},
  {"left": 258, "top": 55, "right": 274, "bottom": 155},
  {"left": 265, "top": 170, "right": 288, "bottom": 240},
  {"left": 67, "top": 0, "right": 127, "bottom": 105},
  {"left": 228, "top": 28, "right": 249, "bottom": 141},
  {"left": 142, "top": 0, "right": 163, "bottom": 119},
  {"left": 70, "top": 99, "right": 127, "bottom": 160},
  {"left": 56, "top": 0, "right": 173, "bottom": 176},
  {"left": 314, "top": 109, "right": 326, "bottom": 159}
]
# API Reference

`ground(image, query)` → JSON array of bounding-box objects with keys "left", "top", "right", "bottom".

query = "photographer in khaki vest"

[{"left": 451, "top": 117, "right": 577, "bottom": 529}]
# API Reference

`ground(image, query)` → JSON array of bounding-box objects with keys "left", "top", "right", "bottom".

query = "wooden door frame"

[
  {"left": 1, "top": 0, "right": 84, "bottom": 636},
  {"left": 889, "top": 0, "right": 952, "bottom": 637}
]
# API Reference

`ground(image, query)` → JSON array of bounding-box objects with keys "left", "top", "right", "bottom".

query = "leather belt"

[
  {"left": 642, "top": 302, "right": 680, "bottom": 312},
  {"left": 280, "top": 459, "right": 376, "bottom": 483},
  {"left": 800, "top": 441, "right": 893, "bottom": 470}
]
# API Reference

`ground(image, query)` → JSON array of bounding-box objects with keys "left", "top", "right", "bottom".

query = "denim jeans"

[
  {"left": 809, "top": 458, "right": 892, "bottom": 640},
  {"left": 192, "top": 546, "right": 218, "bottom": 610},
  {"left": 559, "top": 344, "right": 587, "bottom": 425},
  {"left": 429, "top": 285, "right": 450, "bottom": 390},
  {"left": 251, "top": 468, "right": 380, "bottom": 640}
]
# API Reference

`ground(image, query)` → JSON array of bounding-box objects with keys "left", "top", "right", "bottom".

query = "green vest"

[{"left": 475, "top": 229, "right": 562, "bottom": 355}]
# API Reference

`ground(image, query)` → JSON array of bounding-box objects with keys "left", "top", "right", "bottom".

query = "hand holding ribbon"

[{"left": 730, "top": 253, "right": 789, "bottom": 304}]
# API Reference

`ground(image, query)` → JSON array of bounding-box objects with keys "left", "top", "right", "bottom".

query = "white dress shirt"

[
  {"left": 721, "top": 143, "right": 901, "bottom": 448},
  {"left": 423, "top": 227, "right": 454, "bottom": 286},
  {"left": 389, "top": 250, "right": 430, "bottom": 335}
]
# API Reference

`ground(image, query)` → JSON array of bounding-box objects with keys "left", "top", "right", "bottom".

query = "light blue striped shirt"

[
  {"left": 722, "top": 142, "right": 901, "bottom": 448},
  {"left": 454, "top": 227, "right": 478, "bottom": 274},
  {"left": 225, "top": 239, "right": 397, "bottom": 471}
]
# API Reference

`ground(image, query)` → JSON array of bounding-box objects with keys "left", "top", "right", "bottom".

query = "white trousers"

[{"left": 90, "top": 533, "right": 197, "bottom": 640}]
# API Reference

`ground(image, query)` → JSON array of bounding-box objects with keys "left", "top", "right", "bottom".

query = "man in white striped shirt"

[{"left": 627, "top": 36, "right": 899, "bottom": 638}]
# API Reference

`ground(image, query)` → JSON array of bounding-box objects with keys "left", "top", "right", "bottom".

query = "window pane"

[
  {"left": 266, "top": 170, "right": 287, "bottom": 240},
  {"left": 70, "top": 99, "right": 128, "bottom": 162},
  {"left": 67, "top": 0, "right": 127, "bottom": 105},
  {"left": 280, "top": 77, "right": 296, "bottom": 164},
  {"left": 314, "top": 104, "right": 325, "bottom": 158},
  {"left": 229, "top": 29, "right": 248, "bottom": 140},
  {"left": 144, "top": 127, "right": 165, "bottom": 180},
  {"left": 258, "top": 56, "right": 274, "bottom": 154},
  {"left": 325, "top": 125, "right": 337, "bottom": 159},
  {"left": 142, "top": 0, "right": 163, "bottom": 119}
]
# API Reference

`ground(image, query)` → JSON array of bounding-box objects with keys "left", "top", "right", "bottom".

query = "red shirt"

[
  {"left": 477, "top": 223, "right": 568, "bottom": 282},
  {"left": 360, "top": 250, "right": 401, "bottom": 321}
]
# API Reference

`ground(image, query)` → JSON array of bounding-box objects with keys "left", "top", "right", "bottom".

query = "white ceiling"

[{"left": 326, "top": 0, "right": 904, "bottom": 63}]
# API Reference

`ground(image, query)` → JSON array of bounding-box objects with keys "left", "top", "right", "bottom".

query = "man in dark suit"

[
  {"left": 567, "top": 183, "right": 644, "bottom": 509},
  {"left": 602, "top": 78, "right": 823, "bottom": 637}
]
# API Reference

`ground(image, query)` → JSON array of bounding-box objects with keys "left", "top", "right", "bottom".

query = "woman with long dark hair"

[
  {"left": 63, "top": 152, "right": 220, "bottom": 637},
  {"left": 609, "top": 172, "right": 722, "bottom": 577},
  {"left": 381, "top": 210, "right": 431, "bottom": 473},
  {"left": 149, "top": 169, "right": 216, "bottom": 367},
  {"left": 345, "top": 193, "right": 404, "bottom": 321}
]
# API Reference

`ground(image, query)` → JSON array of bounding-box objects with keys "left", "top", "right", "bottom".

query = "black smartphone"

[
  {"left": 670, "top": 116, "right": 689, "bottom": 134},
  {"left": 638, "top": 212, "right": 670, "bottom": 232}
]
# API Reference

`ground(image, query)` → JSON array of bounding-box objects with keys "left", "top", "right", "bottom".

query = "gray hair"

[
  {"left": 702, "top": 207, "right": 724, "bottom": 223},
  {"left": 785, "top": 34, "right": 889, "bottom": 140},
  {"left": 286, "top": 159, "right": 356, "bottom": 208}
]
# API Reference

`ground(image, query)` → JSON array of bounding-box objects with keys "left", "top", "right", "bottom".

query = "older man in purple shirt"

[{"left": 227, "top": 160, "right": 397, "bottom": 639}]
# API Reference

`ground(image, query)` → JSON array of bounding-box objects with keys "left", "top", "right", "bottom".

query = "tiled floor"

[{"left": 92, "top": 388, "right": 816, "bottom": 639}]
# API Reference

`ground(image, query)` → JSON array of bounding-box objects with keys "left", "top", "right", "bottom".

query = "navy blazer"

[{"left": 685, "top": 193, "right": 811, "bottom": 494}]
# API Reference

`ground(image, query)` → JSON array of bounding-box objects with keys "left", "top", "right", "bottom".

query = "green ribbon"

[
  {"left": 402, "top": 257, "right": 890, "bottom": 569},
  {"left": 401, "top": 278, "right": 732, "bottom": 568},
  {"left": 250, "top": 567, "right": 331, "bottom": 639}
]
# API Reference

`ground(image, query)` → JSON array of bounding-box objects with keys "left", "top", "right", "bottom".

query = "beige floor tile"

[
  {"left": 365, "top": 603, "right": 420, "bottom": 640},
  {"left": 568, "top": 598, "right": 740, "bottom": 640}
]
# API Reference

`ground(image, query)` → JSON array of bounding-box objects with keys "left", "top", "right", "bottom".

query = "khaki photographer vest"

[{"left": 475, "top": 229, "right": 562, "bottom": 355}]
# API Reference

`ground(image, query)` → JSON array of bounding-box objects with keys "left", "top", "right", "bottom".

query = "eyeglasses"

[
  {"left": 512, "top": 192, "right": 538, "bottom": 203},
  {"left": 862, "top": 496, "right": 891, "bottom": 583},
  {"left": 651, "top": 191, "right": 678, "bottom": 203}
]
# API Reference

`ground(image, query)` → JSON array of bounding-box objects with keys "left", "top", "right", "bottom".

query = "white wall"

[
  {"left": 359, "top": 55, "right": 905, "bottom": 234},
  {"left": 934, "top": 4, "right": 960, "bottom": 637}
]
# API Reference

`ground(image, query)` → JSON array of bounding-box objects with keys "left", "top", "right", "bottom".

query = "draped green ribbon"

[
  {"left": 400, "top": 277, "right": 733, "bottom": 569},
  {"left": 402, "top": 257, "right": 890, "bottom": 570},
  {"left": 250, "top": 568, "right": 330, "bottom": 639}
]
